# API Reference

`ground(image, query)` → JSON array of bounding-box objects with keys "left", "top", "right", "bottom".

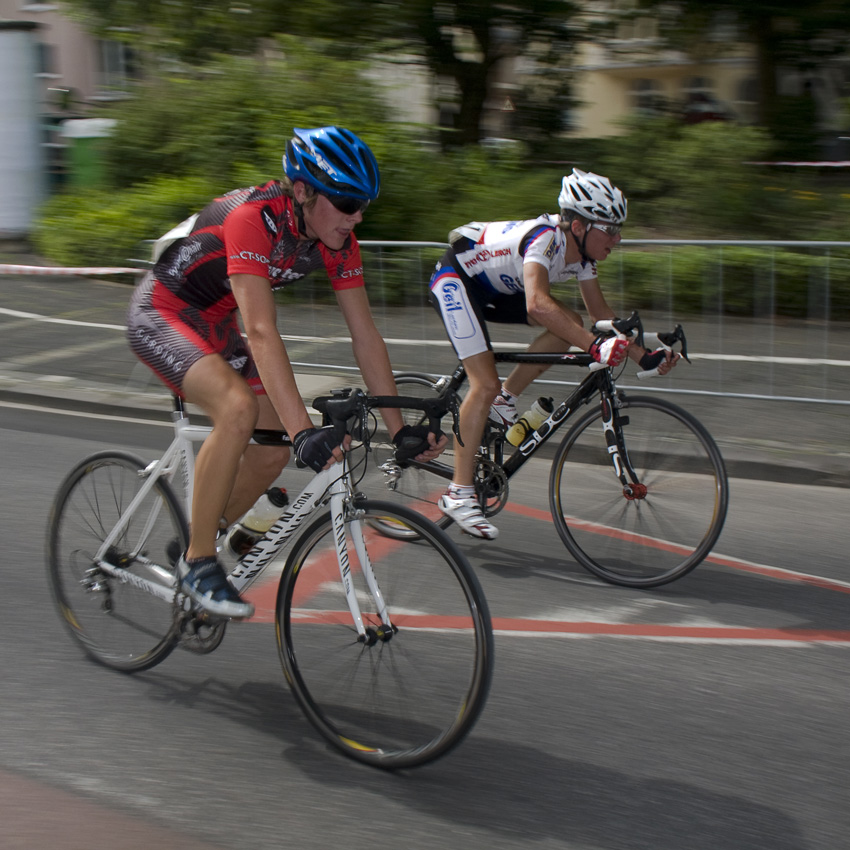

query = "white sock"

[{"left": 447, "top": 483, "right": 475, "bottom": 500}]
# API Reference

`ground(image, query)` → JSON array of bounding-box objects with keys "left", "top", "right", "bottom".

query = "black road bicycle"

[{"left": 371, "top": 313, "right": 729, "bottom": 588}]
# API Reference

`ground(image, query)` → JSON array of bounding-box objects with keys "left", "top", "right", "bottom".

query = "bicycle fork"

[
  {"left": 600, "top": 394, "right": 647, "bottom": 500},
  {"left": 330, "top": 487, "right": 396, "bottom": 646}
]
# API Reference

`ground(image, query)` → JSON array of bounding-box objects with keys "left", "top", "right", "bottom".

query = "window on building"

[
  {"left": 682, "top": 76, "right": 714, "bottom": 100},
  {"left": 631, "top": 78, "right": 664, "bottom": 115},
  {"left": 35, "top": 41, "right": 57, "bottom": 76},
  {"left": 613, "top": 0, "right": 658, "bottom": 41},
  {"left": 94, "top": 38, "right": 138, "bottom": 97},
  {"left": 682, "top": 76, "right": 732, "bottom": 123},
  {"left": 735, "top": 77, "right": 759, "bottom": 123}
]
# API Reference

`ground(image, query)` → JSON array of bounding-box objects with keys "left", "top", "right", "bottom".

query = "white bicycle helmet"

[{"left": 558, "top": 168, "right": 627, "bottom": 223}]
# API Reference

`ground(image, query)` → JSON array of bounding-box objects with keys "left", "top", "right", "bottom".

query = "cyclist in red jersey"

[{"left": 127, "top": 126, "right": 445, "bottom": 619}]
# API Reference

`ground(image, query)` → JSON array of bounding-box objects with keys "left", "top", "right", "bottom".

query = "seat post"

[{"left": 171, "top": 394, "right": 186, "bottom": 420}]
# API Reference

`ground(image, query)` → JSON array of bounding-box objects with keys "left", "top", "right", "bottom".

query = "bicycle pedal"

[{"left": 178, "top": 615, "right": 227, "bottom": 654}]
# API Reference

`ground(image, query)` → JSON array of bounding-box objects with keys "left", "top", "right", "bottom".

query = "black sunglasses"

[{"left": 323, "top": 194, "right": 370, "bottom": 215}]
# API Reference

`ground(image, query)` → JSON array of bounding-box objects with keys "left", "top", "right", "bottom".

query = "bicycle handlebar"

[
  {"left": 592, "top": 311, "right": 690, "bottom": 379},
  {"left": 312, "top": 386, "right": 463, "bottom": 448}
]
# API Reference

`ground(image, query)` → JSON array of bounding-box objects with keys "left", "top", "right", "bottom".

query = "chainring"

[{"left": 473, "top": 457, "right": 509, "bottom": 517}]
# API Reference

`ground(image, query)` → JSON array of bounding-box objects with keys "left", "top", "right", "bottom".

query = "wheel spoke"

[
  {"left": 278, "top": 500, "right": 492, "bottom": 769},
  {"left": 48, "top": 452, "right": 187, "bottom": 671},
  {"left": 551, "top": 397, "right": 728, "bottom": 587}
]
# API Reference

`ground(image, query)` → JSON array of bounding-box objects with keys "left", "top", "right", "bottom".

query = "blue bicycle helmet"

[{"left": 283, "top": 126, "right": 380, "bottom": 201}]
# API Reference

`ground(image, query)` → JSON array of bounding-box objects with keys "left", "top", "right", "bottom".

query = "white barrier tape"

[{"left": 0, "top": 264, "right": 140, "bottom": 275}]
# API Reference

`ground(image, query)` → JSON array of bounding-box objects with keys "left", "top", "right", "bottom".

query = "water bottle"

[
  {"left": 223, "top": 487, "right": 289, "bottom": 558},
  {"left": 505, "top": 397, "right": 554, "bottom": 447}
]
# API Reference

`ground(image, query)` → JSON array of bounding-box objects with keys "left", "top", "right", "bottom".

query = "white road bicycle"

[{"left": 46, "top": 388, "right": 493, "bottom": 770}]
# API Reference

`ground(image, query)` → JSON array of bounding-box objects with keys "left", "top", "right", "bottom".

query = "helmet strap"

[
  {"left": 293, "top": 199, "right": 308, "bottom": 237},
  {"left": 291, "top": 181, "right": 316, "bottom": 238},
  {"left": 569, "top": 220, "right": 591, "bottom": 264}
]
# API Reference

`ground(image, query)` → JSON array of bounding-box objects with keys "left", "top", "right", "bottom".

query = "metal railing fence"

[{"left": 276, "top": 238, "right": 850, "bottom": 406}]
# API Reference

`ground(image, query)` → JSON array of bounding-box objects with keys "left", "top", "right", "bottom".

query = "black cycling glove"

[
  {"left": 392, "top": 424, "right": 438, "bottom": 463},
  {"left": 638, "top": 348, "right": 669, "bottom": 371},
  {"left": 293, "top": 426, "right": 339, "bottom": 472}
]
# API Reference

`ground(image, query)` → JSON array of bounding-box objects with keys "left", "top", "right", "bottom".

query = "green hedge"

[
  {"left": 611, "top": 246, "right": 850, "bottom": 319},
  {"left": 34, "top": 175, "right": 220, "bottom": 268}
]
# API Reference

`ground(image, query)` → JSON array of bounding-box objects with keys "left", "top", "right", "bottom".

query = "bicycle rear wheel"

[
  {"left": 47, "top": 451, "right": 188, "bottom": 671},
  {"left": 550, "top": 396, "right": 728, "bottom": 587},
  {"left": 277, "top": 498, "right": 493, "bottom": 769}
]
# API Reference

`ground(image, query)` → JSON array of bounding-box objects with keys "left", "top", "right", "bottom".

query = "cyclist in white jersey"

[{"left": 429, "top": 168, "right": 678, "bottom": 539}]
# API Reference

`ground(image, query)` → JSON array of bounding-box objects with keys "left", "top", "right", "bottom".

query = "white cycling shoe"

[
  {"left": 488, "top": 394, "right": 518, "bottom": 428},
  {"left": 438, "top": 495, "right": 499, "bottom": 540}
]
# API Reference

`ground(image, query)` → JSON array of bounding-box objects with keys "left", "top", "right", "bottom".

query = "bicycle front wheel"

[
  {"left": 47, "top": 451, "right": 188, "bottom": 671},
  {"left": 277, "top": 498, "right": 493, "bottom": 769},
  {"left": 550, "top": 396, "right": 729, "bottom": 587}
]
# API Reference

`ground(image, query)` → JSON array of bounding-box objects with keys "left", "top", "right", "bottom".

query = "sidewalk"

[{"left": 1, "top": 267, "right": 848, "bottom": 488}]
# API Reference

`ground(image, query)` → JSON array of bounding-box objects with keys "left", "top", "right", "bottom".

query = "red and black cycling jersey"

[{"left": 152, "top": 180, "right": 365, "bottom": 319}]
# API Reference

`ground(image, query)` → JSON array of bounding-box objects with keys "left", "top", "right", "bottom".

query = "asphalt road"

[
  {"left": 1, "top": 265, "right": 849, "bottom": 848},
  {"left": 1, "top": 403, "right": 849, "bottom": 850}
]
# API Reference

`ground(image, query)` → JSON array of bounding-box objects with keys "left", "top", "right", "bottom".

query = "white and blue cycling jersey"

[
  {"left": 447, "top": 215, "right": 598, "bottom": 295},
  {"left": 428, "top": 215, "right": 599, "bottom": 360}
]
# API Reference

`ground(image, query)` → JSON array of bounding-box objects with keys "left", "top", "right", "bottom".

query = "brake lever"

[
  {"left": 655, "top": 325, "right": 690, "bottom": 363},
  {"left": 675, "top": 325, "right": 690, "bottom": 363},
  {"left": 608, "top": 311, "right": 645, "bottom": 348}
]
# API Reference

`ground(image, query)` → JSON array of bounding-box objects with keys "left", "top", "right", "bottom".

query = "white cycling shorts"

[{"left": 429, "top": 266, "right": 491, "bottom": 361}]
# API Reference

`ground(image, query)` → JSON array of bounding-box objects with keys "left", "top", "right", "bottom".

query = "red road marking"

[
  {"left": 251, "top": 606, "right": 850, "bottom": 642},
  {"left": 241, "top": 499, "right": 849, "bottom": 641},
  {"left": 0, "top": 768, "right": 225, "bottom": 849},
  {"left": 245, "top": 524, "right": 408, "bottom": 622},
  {"left": 505, "top": 501, "right": 850, "bottom": 594}
]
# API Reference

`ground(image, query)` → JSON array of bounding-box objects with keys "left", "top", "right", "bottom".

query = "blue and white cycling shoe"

[{"left": 177, "top": 555, "right": 254, "bottom": 620}]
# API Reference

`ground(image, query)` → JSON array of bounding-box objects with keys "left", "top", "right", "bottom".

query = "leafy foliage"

[
  {"left": 633, "top": 0, "right": 850, "bottom": 158},
  {"left": 34, "top": 43, "right": 849, "bottom": 314},
  {"left": 33, "top": 174, "right": 219, "bottom": 266},
  {"left": 102, "top": 38, "right": 389, "bottom": 190},
  {"left": 610, "top": 244, "right": 850, "bottom": 319},
  {"left": 59, "top": 0, "right": 581, "bottom": 146}
]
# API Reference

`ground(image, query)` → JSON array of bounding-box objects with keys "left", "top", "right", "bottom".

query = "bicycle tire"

[
  {"left": 47, "top": 451, "right": 188, "bottom": 672},
  {"left": 277, "top": 498, "right": 493, "bottom": 769},
  {"left": 366, "top": 373, "right": 455, "bottom": 539},
  {"left": 549, "top": 395, "right": 729, "bottom": 587}
]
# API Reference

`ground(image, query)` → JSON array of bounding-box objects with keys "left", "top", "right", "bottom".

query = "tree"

[
  {"left": 383, "top": 1, "right": 581, "bottom": 147},
  {"left": 58, "top": 0, "right": 582, "bottom": 146},
  {"left": 631, "top": 1, "right": 850, "bottom": 155}
]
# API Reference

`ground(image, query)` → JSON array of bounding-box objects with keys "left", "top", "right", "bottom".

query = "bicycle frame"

[
  {"left": 93, "top": 397, "right": 391, "bottom": 641},
  {"left": 403, "top": 352, "right": 640, "bottom": 490},
  {"left": 230, "top": 463, "right": 392, "bottom": 639}
]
